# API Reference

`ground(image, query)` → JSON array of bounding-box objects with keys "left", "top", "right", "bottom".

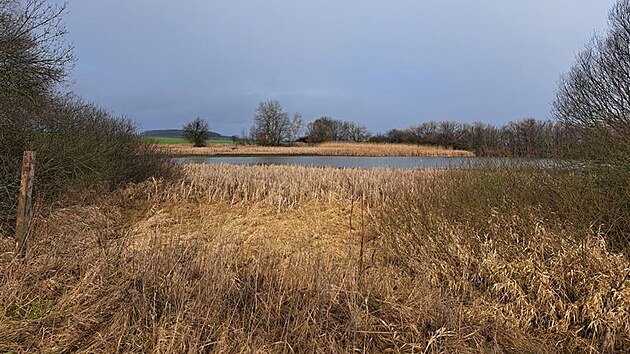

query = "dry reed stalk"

[
  {"left": 180, "top": 164, "right": 442, "bottom": 209},
  {"left": 161, "top": 141, "right": 474, "bottom": 158}
]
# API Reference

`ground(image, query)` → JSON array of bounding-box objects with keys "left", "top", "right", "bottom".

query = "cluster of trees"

[
  {"left": 242, "top": 101, "right": 372, "bottom": 146},
  {"left": 245, "top": 101, "right": 371, "bottom": 146},
  {"left": 1, "top": 0, "right": 169, "bottom": 235},
  {"left": 371, "top": 118, "right": 578, "bottom": 157},
  {"left": 305, "top": 117, "right": 371, "bottom": 143},
  {"left": 243, "top": 101, "right": 575, "bottom": 158}
]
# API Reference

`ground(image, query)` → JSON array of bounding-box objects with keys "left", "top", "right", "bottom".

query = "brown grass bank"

[
  {"left": 162, "top": 141, "right": 474, "bottom": 157},
  {"left": 0, "top": 165, "right": 628, "bottom": 353}
]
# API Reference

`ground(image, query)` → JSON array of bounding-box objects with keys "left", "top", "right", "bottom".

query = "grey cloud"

[{"left": 65, "top": 0, "right": 616, "bottom": 135}]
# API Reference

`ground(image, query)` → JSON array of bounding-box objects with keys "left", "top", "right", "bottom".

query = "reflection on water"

[{"left": 173, "top": 156, "right": 556, "bottom": 170}]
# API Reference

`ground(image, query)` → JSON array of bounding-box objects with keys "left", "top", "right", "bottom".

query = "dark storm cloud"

[{"left": 65, "top": 0, "right": 616, "bottom": 134}]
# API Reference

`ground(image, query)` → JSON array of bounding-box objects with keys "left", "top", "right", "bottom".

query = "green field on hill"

[{"left": 141, "top": 137, "right": 232, "bottom": 145}]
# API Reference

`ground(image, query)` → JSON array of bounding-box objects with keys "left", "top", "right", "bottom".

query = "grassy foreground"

[
  {"left": 0, "top": 164, "right": 629, "bottom": 353},
  {"left": 162, "top": 141, "right": 474, "bottom": 157}
]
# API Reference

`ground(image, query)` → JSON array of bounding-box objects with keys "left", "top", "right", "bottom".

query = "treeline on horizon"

[
  {"left": 371, "top": 118, "right": 576, "bottom": 158},
  {"left": 240, "top": 101, "right": 577, "bottom": 158},
  {"left": 296, "top": 116, "right": 577, "bottom": 158}
]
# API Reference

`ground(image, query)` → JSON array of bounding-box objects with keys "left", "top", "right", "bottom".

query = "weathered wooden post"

[{"left": 15, "top": 151, "right": 35, "bottom": 258}]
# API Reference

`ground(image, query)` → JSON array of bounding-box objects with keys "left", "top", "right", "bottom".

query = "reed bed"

[
  {"left": 0, "top": 164, "right": 628, "bottom": 353},
  {"left": 151, "top": 164, "right": 442, "bottom": 209},
  {"left": 163, "top": 141, "right": 474, "bottom": 157}
]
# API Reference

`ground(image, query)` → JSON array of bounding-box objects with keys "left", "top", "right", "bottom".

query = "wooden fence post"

[{"left": 15, "top": 151, "right": 35, "bottom": 257}]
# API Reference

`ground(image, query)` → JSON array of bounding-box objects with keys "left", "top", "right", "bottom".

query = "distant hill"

[{"left": 140, "top": 129, "right": 230, "bottom": 139}]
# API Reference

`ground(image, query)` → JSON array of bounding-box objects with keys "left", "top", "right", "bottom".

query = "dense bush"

[
  {"left": 0, "top": 1, "right": 173, "bottom": 236},
  {"left": 553, "top": 0, "right": 630, "bottom": 249},
  {"left": 0, "top": 98, "right": 174, "bottom": 236},
  {"left": 375, "top": 167, "right": 630, "bottom": 352},
  {"left": 554, "top": 0, "right": 630, "bottom": 169},
  {"left": 377, "top": 164, "right": 629, "bottom": 254}
]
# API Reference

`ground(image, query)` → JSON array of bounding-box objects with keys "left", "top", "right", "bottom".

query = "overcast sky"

[{"left": 64, "top": 0, "right": 616, "bottom": 135}]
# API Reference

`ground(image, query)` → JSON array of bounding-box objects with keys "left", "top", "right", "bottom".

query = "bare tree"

[
  {"left": 553, "top": 0, "right": 630, "bottom": 167},
  {"left": 306, "top": 117, "right": 370, "bottom": 143},
  {"left": 250, "top": 100, "right": 301, "bottom": 146},
  {"left": 342, "top": 121, "right": 371, "bottom": 142},
  {"left": 553, "top": 0, "right": 630, "bottom": 251},
  {"left": 410, "top": 122, "right": 439, "bottom": 145},
  {"left": 288, "top": 112, "right": 303, "bottom": 142},
  {"left": 182, "top": 117, "right": 210, "bottom": 147},
  {"left": 306, "top": 117, "right": 339, "bottom": 143},
  {"left": 468, "top": 122, "right": 503, "bottom": 156},
  {"left": 436, "top": 121, "right": 460, "bottom": 148},
  {"left": 501, "top": 118, "right": 552, "bottom": 157},
  {"left": 1, "top": 0, "right": 75, "bottom": 232},
  {"left": 0, "top": 0, "right": 74, "bottom": 108}
]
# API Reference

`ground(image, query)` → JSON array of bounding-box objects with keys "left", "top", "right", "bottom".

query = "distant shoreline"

[{"left": 158, "top": 142, "right": 474, "bottom": 158}]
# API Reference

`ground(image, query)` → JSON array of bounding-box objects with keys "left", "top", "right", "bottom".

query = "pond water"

[{"left": 174, "top": 156, "right": 555, "bottom": 170}]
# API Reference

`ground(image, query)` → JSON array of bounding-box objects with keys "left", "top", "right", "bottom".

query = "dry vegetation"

[
  {"left": 1, "top": 164, "right": 629, "bottom": 353},
  {"left": 162, "top": 141, "right": 474, "bottom": 157}
]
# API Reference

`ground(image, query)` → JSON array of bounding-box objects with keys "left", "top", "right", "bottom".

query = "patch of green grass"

[
  {"left": 7, "top": 299, "right": 52, "bottom": 320},
  {"left": 142, "top": 137, "right": 232, "bottom": 145}
]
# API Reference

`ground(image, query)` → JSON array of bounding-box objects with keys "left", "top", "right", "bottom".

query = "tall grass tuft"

[{"left": 376, "top": 167, "right": 630, "bottom": 352}]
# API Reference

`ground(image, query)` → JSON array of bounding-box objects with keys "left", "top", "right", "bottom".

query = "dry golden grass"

[
  {"left": 0, "top": 164, "right": 628, "bottom": 353},
  {"left": 162, "top": 141, "right": 474, "bottom": 157},
  {"left": 166, "top": 164, "right": 441, "bottom": 209}
]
